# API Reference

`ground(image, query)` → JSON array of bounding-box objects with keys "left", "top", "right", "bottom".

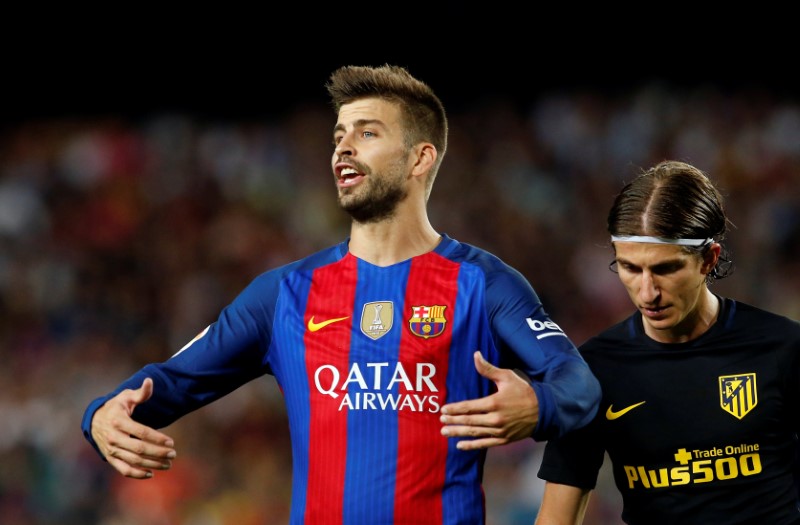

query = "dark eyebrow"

[
  {"left": 616, "top": 256, "right": 686, "bottom": 272},
  {"left": 333, "top": 118, "right": 386, "bottom": 135}
]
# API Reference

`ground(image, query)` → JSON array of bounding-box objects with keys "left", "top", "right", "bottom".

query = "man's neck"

[{"left": 348, "top": 218, "right": 441, "bottom": 267}]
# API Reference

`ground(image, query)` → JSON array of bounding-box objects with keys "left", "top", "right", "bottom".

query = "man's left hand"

[{"left": 440, "top": 351, "right": 539, "bottom": 450}]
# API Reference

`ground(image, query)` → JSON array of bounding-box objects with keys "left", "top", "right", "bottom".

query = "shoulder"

[
  {"left": 442, "top": 237, "right": 541, "bottom": 311},
  {"left": 439, "top": 236, "right": 532, "bottom": 288},
  {"left": 580, "top": 313, "right": 639, "bottom": 354},
  {"left": 239, "top": 242, "right": 347, "bottom": 298},
  {"left": 723, "top": 298, "right": 800, "bottom": 338}
]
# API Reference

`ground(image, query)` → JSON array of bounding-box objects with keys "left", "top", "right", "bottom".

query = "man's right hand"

[{"left": 90, "top": 377, "right": 177, "bottom": 479}]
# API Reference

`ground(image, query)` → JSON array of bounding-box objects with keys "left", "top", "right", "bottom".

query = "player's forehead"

[
  {"left": 613, "top": 241, "right": 688, "bottom": 265},
  {"left": 335, "top": 97, "right": 401, "bottom": 130}
]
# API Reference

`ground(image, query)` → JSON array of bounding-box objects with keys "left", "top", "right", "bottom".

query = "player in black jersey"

[{"left": 528, "top": 160, "right": 800, "bottom": 524}]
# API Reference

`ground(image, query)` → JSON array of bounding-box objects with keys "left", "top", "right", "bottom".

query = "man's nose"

[
  {"left": 335, "top": 134, "right": 354, "bottom": 157},
  {"left": 638, "top": 272, "right": 660, "bottom": 303}
]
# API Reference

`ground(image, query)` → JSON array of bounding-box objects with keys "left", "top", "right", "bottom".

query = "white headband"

[{"left": 611, "top": 235, "right": 712, "bottom": 247}]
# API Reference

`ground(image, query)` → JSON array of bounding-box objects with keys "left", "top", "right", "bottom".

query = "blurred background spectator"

[{"left": 1, "top": 47, "right": 798, "bottom": 525}]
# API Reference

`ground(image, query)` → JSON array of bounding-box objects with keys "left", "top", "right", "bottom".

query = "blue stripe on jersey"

[
  {"left": 443, "top": 259, "right": 494, "bottom": 523},
  {"left": 342, "top": 258, "right": 410, "bottom": 523},
  {"left": 271, "top": 268, "right": 314, "bottom": 524}
]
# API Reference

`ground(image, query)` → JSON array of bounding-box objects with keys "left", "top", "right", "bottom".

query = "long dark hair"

[{"left": 607, "top": 160, "right": 735, "bottom": 282}]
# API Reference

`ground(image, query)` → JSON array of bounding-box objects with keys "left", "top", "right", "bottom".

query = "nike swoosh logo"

[
  {"left": 307, "top": 315, "right": 350, "bottom": 332},
  {"left": 605, "top": 401, "right": 646, "bottom": 420}
]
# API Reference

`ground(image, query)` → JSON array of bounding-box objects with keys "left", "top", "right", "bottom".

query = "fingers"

[
  {"left": 120, "top": 378, "right": 155, "bottom": 415},
  {"left": 440, "top": 400, "right": 502, "bottom": 427},
  {"left": 123, "top": 421, "right": 175, "bottom": 449},
  {"left": 471, "top": 351, "right": 499, "bottom": 380},
  {"left": 455, "top": 436, "right": 507, "bottom": 451},
  {"left": 99, "top": 422, "right": 177, "bottom": 478},
  {"left": 440, "top": 396, "right": 493, "bottom": 417},
  {"left": 440, "top": 421, "right": 509, "bottom": 451},
  {"left": 105, "top": 456, "right": 156, "bottom": 479},
  {"left": 91, "top": 378, "right": 177, "bottom": 479},
  {"left": 441, "top": 419, "right": 503, "bottom": 437},
  {"left": 95, "top": 416, "right": 177, "bottom": 476},
  {"left": 105, "top": 423, "right": 176, "bottom": 458},
  {"left": 105, "top": 447, "right": 174, "bottom": 479},
  {"left": 441, "top": 353, "right": 511, "bottom": 417},
  {"left": 133, "top": 377, "right": 155, "bottom": 404},
  {"left": 440, "top": 352, "right": 540, "bottom": 449},
  {"left": 471, "top": 351, "right": 521, "bottom": 388}
]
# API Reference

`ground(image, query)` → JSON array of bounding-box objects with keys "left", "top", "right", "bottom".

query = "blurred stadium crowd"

[{"left": 1, "top": 81, "right": 799, "bottom": 525}]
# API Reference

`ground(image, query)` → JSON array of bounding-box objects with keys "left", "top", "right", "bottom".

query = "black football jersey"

[{"left": 538, "top": 296, "right": 800, "bottom": 524}]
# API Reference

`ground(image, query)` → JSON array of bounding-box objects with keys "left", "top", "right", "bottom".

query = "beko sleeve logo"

[{"left": 526, "top": 318, "right": 567, "bottom": 339}]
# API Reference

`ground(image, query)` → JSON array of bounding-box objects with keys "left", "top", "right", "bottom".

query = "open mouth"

[{"left": 337, "top": 166, "right": 365, "bottom": 187}]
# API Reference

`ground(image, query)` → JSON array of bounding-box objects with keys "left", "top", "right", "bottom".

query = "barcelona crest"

[
  {"left": 719, "top": 373, "right": 757, "bottom": 419},
  {"left": 408, "top": 305, "right": 447, "bottom": 339}
]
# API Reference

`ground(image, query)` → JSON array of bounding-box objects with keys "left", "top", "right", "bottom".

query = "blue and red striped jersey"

[{"left": 83, "top": 234, "right": 600, "bottom": 524}]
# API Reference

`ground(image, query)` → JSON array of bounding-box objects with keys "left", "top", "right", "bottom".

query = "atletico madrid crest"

[
  {"left": 719, "top": 373, "right": 757, "bottom": 419},
  {"left": 408, "top": 305, "right": 447, "bottom": 339}
]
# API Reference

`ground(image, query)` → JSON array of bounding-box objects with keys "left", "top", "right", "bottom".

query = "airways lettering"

[{"left": 338, "top": 392, "right": 441, "bottom": 412}]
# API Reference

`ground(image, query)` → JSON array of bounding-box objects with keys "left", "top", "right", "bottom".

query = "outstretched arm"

[
  {"left": 440, "top": 351, "right": 538, "bottom": 450},
  {"left": 89, "top": 378, "right": 177, "bottom": 479}
]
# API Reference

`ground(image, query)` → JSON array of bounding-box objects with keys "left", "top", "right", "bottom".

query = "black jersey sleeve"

[{"left": 537, "top": 416, "right": 606, "bottom": 489}]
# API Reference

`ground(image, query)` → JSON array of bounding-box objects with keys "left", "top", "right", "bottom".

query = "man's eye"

[
  {"left": 653, "top": 263, "right": 682, "bottom": 275},
  {"left": 362, "top": 131, "right": 375, "bottom": 138}
]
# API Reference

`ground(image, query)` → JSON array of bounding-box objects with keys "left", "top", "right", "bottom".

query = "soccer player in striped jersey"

[
  {"left": 81, "top": 65, "right": 601, "bottom": 524},
  {"left": 528, "top": 161, "right": 800, "bottom": 524}
]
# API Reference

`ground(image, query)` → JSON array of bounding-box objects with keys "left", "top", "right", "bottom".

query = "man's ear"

[
  {"left": 410, "top": 143, "right": 437, "bottom": 178},
  {"left": 701, "top": 243, "right": 722, "bottom": 275}
]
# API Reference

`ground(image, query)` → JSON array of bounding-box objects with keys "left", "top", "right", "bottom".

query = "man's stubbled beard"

[{"left": 338, "top": 151, "right": 410, "bottom": 224}]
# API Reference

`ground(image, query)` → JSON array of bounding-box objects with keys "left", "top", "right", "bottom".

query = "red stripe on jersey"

[
  {"left": 394, "top": 253, "right": 459, "bottom": 523},
  {"left": 303, "top": 255, "right": 357, "bottom": 524}
]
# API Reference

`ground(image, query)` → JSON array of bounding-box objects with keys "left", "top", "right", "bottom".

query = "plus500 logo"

[{"left": 625, "top": 454, "right": 762, "bottom": 489}]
